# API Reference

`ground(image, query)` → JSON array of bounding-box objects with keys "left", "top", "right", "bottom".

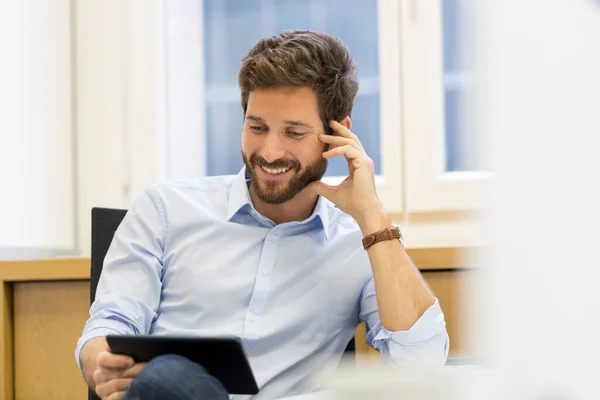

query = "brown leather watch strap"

[{"left": 362, "top": 226, "right": 402, "bottom": 250}]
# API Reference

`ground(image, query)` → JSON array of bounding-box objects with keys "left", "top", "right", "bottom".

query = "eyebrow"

[{"left": 245, "top": 115, "right": 314, "bottom": 129}]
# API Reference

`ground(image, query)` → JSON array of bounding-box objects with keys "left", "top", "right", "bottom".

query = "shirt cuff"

[
  {"left": 368, "top": 297, "right": 447, "bottom": 350},
  {"left": 74, "top": 318, "right": 136, "bottom": 375}
]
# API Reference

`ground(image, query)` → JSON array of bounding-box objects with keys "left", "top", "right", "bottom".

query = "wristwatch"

[{"left": 362, "top": 224, "right": 403, "bottom": 250}]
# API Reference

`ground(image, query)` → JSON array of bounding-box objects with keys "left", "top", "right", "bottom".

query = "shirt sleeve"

[
  {"left": 74, "top": 187, "right": 166, "bottom": 373},
  {"left": 359, "top": 276, "right": 450, "bottom": 369}
]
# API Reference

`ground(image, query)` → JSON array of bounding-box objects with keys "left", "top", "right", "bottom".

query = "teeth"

[{"left": 261, "top": 166, "right": 290, "bottom": 175}]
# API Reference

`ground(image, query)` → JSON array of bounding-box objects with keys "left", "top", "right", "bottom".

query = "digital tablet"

[{"left": 106, "top": 335, "right": 259, "bottom": 395}]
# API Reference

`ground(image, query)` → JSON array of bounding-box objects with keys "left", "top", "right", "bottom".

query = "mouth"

[{"left": 258, "top": 165, "right": 293, "bottom": 180}]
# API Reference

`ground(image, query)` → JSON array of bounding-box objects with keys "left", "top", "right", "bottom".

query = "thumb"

[{"left": 308, "top": 180, "right": 336, "bottom": 201}]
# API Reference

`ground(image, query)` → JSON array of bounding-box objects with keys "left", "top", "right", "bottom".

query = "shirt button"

[
  {"left": 262, "top": 269, "right": 268, "bottom": 276},
  {"left": 249, "top": 316, "right": 257, "bottom": 322},
  {"left": 272, "top": 229, "right": 279, "bottom": 236}
]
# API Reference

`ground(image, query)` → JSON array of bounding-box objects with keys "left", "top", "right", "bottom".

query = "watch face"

[{"left": 392, "top": 224, "right": 404, "bottom": 244}]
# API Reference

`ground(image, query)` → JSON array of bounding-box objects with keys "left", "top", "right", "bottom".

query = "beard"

[{"left": 242, "top": 149, "right": 328, "bottom": 205}]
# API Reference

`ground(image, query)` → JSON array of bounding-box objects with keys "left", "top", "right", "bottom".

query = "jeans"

[{"left": 124, "top": 354, "right": 230, "bottom": 400}]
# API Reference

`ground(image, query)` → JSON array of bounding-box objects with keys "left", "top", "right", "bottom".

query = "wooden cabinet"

[
  {"left": 13, "top": 281, "right": 90, "bottom": 400},
  {"left": 1, "top": 259, "right": 90, "bottom": 400}
]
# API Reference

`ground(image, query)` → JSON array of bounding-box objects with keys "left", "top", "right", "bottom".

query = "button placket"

[{"left": 241, "top": 232, "right": 280, "bottom": 351}]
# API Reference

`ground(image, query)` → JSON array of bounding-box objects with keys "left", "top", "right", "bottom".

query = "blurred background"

[{"left": 2, "top": 0, "right": 600, "bottom": 399}]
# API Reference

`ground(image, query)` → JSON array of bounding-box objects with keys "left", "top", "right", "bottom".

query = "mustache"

[{"left": 249, "top": 154, "right": 300, "bottom": 171}]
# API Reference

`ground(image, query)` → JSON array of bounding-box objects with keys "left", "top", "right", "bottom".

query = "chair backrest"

[
  {"left": 89, "top": 208, "right": 128, "bottom": 400},
  {"left": 90, "top": 208, "right": 128, "bottom": 305}
]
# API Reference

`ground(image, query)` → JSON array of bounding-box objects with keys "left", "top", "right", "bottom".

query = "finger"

[
  {"left": 97, "top": 351, "right": 135, "bottom": 370},
  {"left": 329, "top": 120, "right": 360, "bottom": 142},
  {"left": 96, "top": 378, "right": 132, "bottom": 398},
  {"left": 322, "top": 145, "right": 363, "bottom": 161},
  {"left": 94, "top": 361, "right": 146, "bottom": 386},
  {"left": 106, "top": 392, "right": 126, "bottom": 400},
  {"left": 319, "top": 134, "right": 362, "bottom": 151},
  {"left": 93, "top": 366, "right": 123, "bottom": 385},
  {"left": 122, "top": 362, "right": 146, "bottom": 378}
]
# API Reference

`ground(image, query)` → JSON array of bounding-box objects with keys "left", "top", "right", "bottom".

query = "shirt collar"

[
  {"left": 310, "top": 193, "right": 331, "bottom": 240},
  {"left": 226, "top": 167, "right": 330, "bottom": 240},
  {"left": 226, "top": 167, "right": 253, "bottom": 221}
]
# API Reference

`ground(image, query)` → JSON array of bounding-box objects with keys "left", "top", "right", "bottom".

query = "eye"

[
  {"left": 286, "top": 131, "right": 305, "bottom": 138},
  {"left": 250, "top": 125, "right": 267, "bottom": 133}
]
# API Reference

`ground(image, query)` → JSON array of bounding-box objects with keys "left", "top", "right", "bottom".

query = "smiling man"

[{"left": 76, "top": 30, "right": 449, "bottom": 400}]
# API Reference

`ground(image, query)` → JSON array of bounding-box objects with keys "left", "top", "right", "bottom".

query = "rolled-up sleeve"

[
  {"left": 359, "top": 277, "right": 449, "bottom": 368},
  {"left": 74, "top": 187, "right": 166, "bottom": 373}
]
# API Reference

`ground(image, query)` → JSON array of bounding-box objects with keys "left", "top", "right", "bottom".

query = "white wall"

[
  {"left": 164, "top": 0, "right": 207, "bottom": 180},
  {"left": 0, "top": 0, "right": 75, "bottom": 256},
  {"left": 74, "top": 0, "right": 165, "bottom": 255},
  {"left": 127, "top": 0, "right": 167, "bottom": 198},
  {"left": 74, "top": 0, "right": 128, "bottom": 255}
]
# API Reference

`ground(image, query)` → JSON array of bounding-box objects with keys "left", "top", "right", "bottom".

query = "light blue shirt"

[{"left": 76, "top": 167, "right": 449, "bottom": 399}]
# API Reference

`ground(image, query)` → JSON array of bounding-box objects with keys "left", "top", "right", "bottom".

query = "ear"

[{"left": 339, "top": 116, "right": 352, "bottom": 130}]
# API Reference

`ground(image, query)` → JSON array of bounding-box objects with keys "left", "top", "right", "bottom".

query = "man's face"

[{"left": 241, "top": 87, "right": 328, "bottom": 204}]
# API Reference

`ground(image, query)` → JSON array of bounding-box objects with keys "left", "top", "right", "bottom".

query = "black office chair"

[
  {"left": 88, "top": 208, "right": 129, "bottom": 400},
  {"left": 88, "top": 207, "right": 356, "bottom": 400}
]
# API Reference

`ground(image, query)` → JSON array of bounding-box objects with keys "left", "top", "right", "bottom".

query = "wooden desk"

[
  {"left": 0, "top": 258, "right": 90, "bottom": 400},
  {"left": 0, "top": 248, "right": 479, "bottom": 400}
]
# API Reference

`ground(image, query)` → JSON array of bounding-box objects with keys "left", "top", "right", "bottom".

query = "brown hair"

[{"left": 238, "top": 30, "right": 359, "bottom": 134}]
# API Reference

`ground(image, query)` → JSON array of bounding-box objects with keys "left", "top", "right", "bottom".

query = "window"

[
  {"left": 162, "top": 0, "right": 491, "bottom": 219},
  {"left": 400, "top": 0, "right": 491, "bottom": 212},
  {"left": 203, "top": 0, "right": 381, "bottom": 178},
  {"left": 441, "top": 0, "right": 482, "bottom": 172}
]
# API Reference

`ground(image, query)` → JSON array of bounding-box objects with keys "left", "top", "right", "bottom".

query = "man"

[{"left": 76, "top": 30, "right": 449, "bottom": 400}]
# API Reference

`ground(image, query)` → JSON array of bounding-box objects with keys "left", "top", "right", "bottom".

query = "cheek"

[
  {"left": 299, "top": 137, "right": 325, "bottom": 163},
  {"left": 300, "top": 135, "right": 321, "bottom": 150},
  {"left": 309, "top": 135, "right": 325, "bottom": 154},
  {"left": 241, "top": 130, "right": 257, "bottom": 153}
]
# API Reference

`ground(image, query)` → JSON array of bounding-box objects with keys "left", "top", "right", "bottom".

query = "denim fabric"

[{"left": 124, "top": 354, "right": 229, "bottom": 400}]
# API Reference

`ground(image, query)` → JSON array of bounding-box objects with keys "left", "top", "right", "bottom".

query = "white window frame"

[
  {"left": 399, "top": 0, "right": 492, "bottom": 213},
  {"left": 373, "top": 0, "right": 405, "bottom": 213}
]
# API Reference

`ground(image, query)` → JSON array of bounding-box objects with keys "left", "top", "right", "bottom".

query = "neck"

[{"left": 249, "top": 187, "right": 319, "bottom": 225}]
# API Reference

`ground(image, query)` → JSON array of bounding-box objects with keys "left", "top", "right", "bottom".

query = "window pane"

[
  {"left": 442, "top": 0, "right": 482, "bottom": 172},
  {"left": 204, "top": 0, "right": 263, "bottom": 87},
  {"left": 444, "top": 87, "right": 481, "bottom": 171},
  {"left": 273, "top": 0, "right": 311, "bottom": 32},
  {"left": 203, "top": 0, "right": 380, "bottom": 176},
  {"left": 206, "top": 102, "right": 244, "bottom": 176}
]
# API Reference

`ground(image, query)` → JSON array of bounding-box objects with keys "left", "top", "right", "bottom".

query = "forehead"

[{"left": 246, "top": 87, "right": 320, "bottom": 121}]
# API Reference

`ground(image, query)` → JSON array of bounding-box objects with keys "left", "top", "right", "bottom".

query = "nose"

[{"left": 260, "top": 132, "right": 286, "bottom": 163}]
